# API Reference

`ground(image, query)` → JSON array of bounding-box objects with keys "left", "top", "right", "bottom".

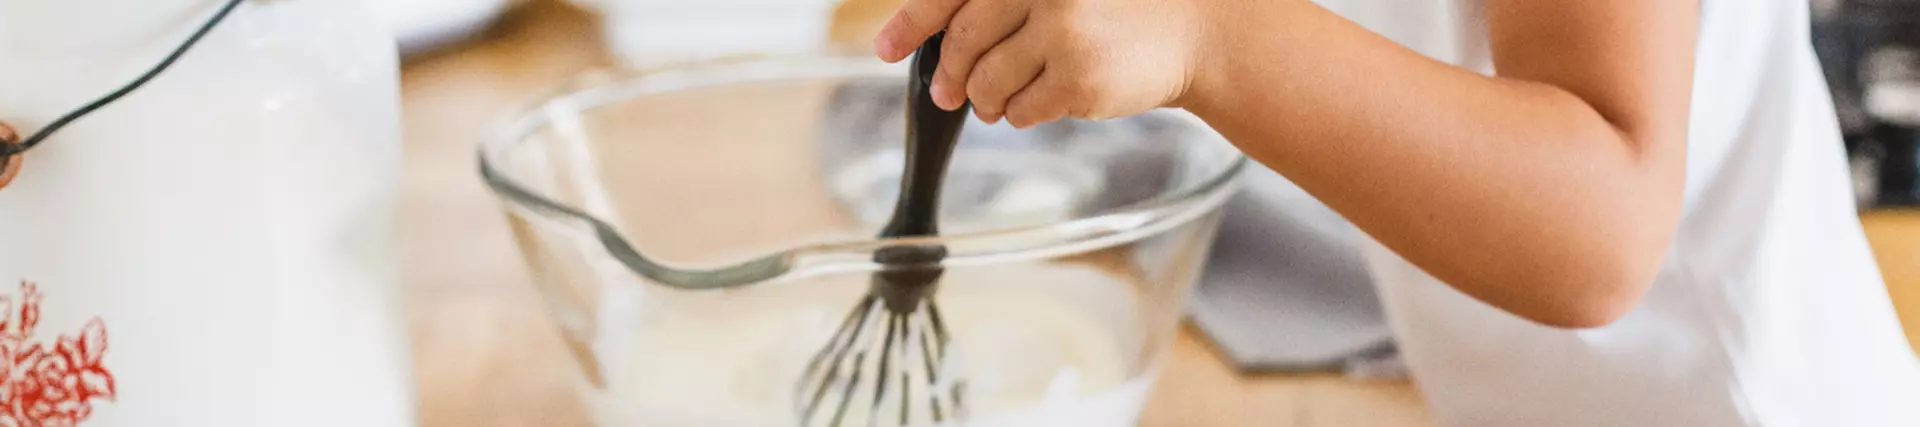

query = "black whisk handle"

[{"left": 882, "top": 31, "right": 972, "bottom": 239}]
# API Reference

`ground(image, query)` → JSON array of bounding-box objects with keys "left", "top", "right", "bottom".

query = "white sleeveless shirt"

[{"left": 1311, "top": 0, "right": 1920, "bottom": 425}]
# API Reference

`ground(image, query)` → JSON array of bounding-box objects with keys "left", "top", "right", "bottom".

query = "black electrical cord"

[{"left": 1, "top": 0, "right": 246, "bottom": 156}]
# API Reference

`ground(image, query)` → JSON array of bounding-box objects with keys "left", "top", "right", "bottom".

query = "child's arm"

[{"left": 876, "top": 0, "right": 1698, "bottom": 328}]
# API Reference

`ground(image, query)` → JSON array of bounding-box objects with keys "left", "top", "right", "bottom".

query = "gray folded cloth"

[{"left": 1189, "top": 164, "right": 1401, "bottom": 376}]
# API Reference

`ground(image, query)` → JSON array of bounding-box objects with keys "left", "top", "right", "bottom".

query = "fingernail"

[
  {"left": 930, "top": 82, "right": 952, "bottom": 108},
  {"left": 942, "top": 88, "right": 964, "bottom": 111}
]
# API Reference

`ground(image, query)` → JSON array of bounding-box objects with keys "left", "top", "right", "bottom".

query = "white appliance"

[{"left": 0, "top": 1, "right": 414, "bottom": 425}]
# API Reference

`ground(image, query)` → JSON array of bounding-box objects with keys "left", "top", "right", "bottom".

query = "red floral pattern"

[{"left": 0, "top": 282, "right": 113, "bottom": 427}]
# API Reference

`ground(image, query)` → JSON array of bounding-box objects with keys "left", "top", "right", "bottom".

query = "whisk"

[{"left": 796, "top": 32, "right": 973, "bottom": 427}]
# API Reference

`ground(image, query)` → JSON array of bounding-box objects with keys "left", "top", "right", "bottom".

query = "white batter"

[{"left": 586, "top": 261, "right": 1164, "bottom": 427}]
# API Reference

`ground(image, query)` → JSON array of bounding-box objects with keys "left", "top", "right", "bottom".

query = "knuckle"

[
  {"left": 1011, "top": 111, "right": 1039, "bottom": 127},
  {"left": 1067, "top": 104, "right": 1094, "bottom": 120},
  {"left": 946, "top": 19, "right": 977, "bottom": 40},
  {"left": 938, "top": 39, "right": 980, "bottom": 74},
  {"left": 941, "top": 61, "right": 970, "bottom": 85},
  {"left": 975, "top": 46, "right": 1008, "bottom": 69},
  {"left": 1067, "top": 64, "right": 1112, "bottom": 96},
  {"left": 982, "top": 95, "right": 1010, "bottom": 115},
  {"left": 896, "top": 4, "right": 941, "bottom": 31},
  {"left": 942, "top": 32, "right": 972, "bottom": 54},
  {"left": 1063, "top": 76, "right": 1100, "bottom": 99},
  {"left": 969, "top": 67, "right": 1001, "bottom": 94},
  {"left": 1003, "top": 96, "right": 1032, "bottom": 116},
  {"left": 967, "top": 87, "right": 994, "bottom": 109},
  {"left": 976, "top": 98, "right": 1000, "bottom": 114},
  {"left": 1076, "top": 51, "right": 1114, "bottom": 76},
  {"left": 893, "top": 11, "right": 924, "bottom": 32}
]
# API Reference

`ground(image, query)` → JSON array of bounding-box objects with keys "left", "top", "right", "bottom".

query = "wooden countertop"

[{"left": 401, "top": 2, "right": 1920, "bottom": 426}]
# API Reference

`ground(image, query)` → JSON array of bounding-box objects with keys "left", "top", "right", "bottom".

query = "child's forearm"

[{"left": 1181, "top": 0, "right": 1695, "bottom": 328}]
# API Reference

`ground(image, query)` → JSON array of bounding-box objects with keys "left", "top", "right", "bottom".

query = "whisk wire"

[
  {"left": 829, "top": 350, "right": 866, "bottom": 427},
  {"left": 800, "top": 294, "right": 963, "bottom": 427},
  {"left": 897, "top": 314, "right": 916, "bottom": 426},
  {"left": 801, "top": 296, "right": 879, "bottom": 423},
  {"left": 924, "top": 302, "right": 959, "bottom": 419},
  {"left": 915, "top": 310, "right": 944, "bottom": 421},
  {"left": 926, "top": 302, "right": 951, "bottom": 355},
  {"left": 871, "top": 314, "right": 901, "bottom": 427}
]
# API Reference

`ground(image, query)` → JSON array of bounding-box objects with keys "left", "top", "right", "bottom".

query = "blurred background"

[
  {"left": 1814, "top": 0, "right": 1920, "bottom": 208},
  {"left": 380, "top": 0, "right": 1920, "bottom": 426}
]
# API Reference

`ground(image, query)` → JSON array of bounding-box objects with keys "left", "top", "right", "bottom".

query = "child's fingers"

[
  {"left": 932, "top": 0, "right": 1029, "bottom": 110},
  {"left": 1002, "top": 69, "right": 1072, "bottom": 129},
  {"left": 965, "top": 33, "right": 1046, "bottom": 123},
  {"left": 876, "top": 0, "right": 970, "bottom": 62}
]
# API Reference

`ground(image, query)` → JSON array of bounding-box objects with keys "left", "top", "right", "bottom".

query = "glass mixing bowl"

[{"left": 480, "top": 54, "right": 1245, "bottom": 427}]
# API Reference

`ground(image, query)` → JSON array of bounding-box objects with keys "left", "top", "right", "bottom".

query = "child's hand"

[{"left": 874, "top": 0, "right": 1215, "bottom": 128}]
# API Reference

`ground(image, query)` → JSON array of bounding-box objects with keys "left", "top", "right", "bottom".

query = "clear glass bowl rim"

[{"left": 478, "top": 53, "right": 1247, "bottom": 290}]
